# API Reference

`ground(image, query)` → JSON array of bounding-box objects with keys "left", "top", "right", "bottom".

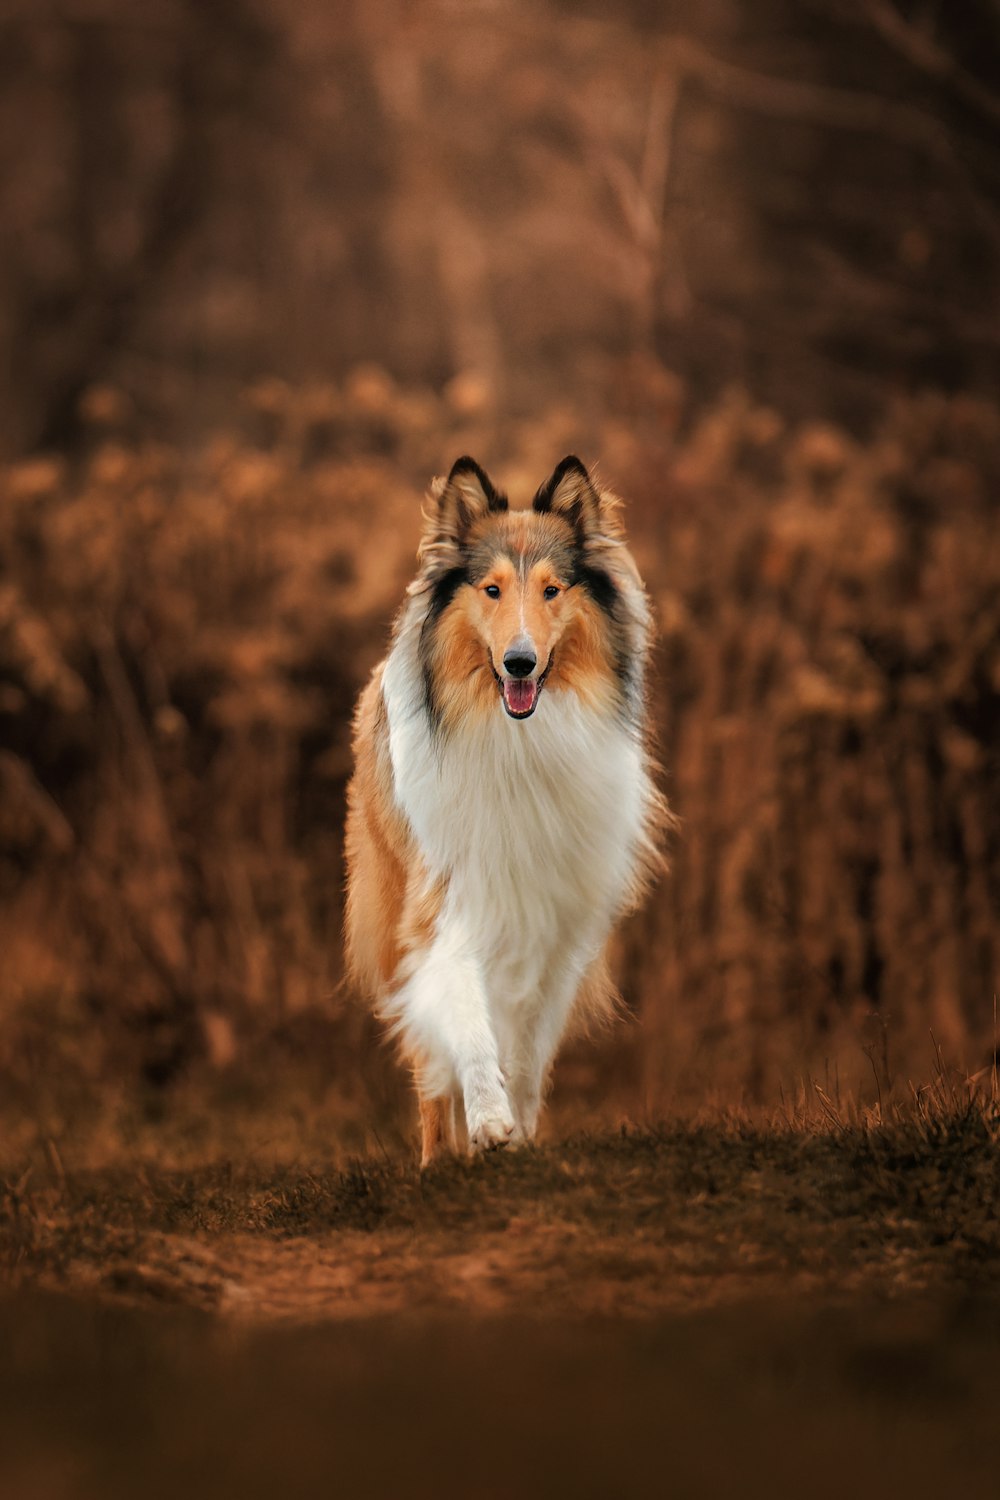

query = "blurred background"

[{"left": 1, "top": 0, "right": 999, "bottom": 1156}]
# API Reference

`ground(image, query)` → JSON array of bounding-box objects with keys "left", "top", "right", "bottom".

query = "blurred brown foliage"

[{"left": 1, "top": 369, "right": 997, "bottom": 1126}]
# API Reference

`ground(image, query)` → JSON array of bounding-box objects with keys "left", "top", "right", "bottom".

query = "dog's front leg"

[
  {"left": 508, "top": 1022, "right": 560, "bottom": 1143},
  {"left": 509, "top": 961, "right": 594, "bottom": 1141},
  {"left": 397, "top": 912, "right": 515, "bottom": 1155}
]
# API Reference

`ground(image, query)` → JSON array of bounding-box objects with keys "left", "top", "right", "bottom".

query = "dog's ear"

[
  {"left": 429, "top": 457, "right": 507, "bottom": 544},
  {"left": 532, "top": 456, "right": 603, "bottom": 541}
]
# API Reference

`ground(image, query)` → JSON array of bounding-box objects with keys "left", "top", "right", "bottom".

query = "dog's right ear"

[
  {"left": 415, "top": 458, "right": 507, "bottom": 585},
  {"left": 428, "top": 457, "right": 507, "bottom": 546}
]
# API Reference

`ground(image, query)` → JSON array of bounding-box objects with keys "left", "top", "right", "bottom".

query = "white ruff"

[{"left": 380, "top": 616, "right": 652, "bottom": 1140}]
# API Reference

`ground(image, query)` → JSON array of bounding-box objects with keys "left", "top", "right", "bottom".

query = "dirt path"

[{"left": 5, "top": 1120, "right": 999, "bottom": 1319}]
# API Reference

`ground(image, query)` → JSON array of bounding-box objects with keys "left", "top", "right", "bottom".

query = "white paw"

[
  {"left": 512, "top": 1100, "right": 541, "bottom": 1144},
  {"left": 467, "top": 1102, "right": 516, "bottom": 1154}
]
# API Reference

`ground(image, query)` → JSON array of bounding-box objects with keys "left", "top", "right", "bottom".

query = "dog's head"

[{"left": 414, "top": 456, "right": 645, "bottom": 727}]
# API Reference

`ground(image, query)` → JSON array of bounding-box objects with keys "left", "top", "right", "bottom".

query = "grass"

[{"left": 4, "top": 1092, "right": 998, "bottom": 1320}]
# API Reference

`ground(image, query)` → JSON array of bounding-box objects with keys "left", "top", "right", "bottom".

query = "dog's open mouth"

[
  {"left": 502, "top": 678, "right": 539, "bottom": 717},
  {"left": 489, "top": 654, "right": 553, "bottom": 720}
]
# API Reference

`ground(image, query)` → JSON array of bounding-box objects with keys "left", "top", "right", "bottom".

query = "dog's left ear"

[{"left": 532, "top": 456, "right": 603, "bottom": 541}]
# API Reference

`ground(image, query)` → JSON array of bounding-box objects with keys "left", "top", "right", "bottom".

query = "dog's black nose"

[{"left": 503, "top": 649, "right": 536, "bottom": 678}]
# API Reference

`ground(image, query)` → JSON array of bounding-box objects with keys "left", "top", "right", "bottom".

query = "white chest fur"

[{"left": 382, "top": 636, "right": 648, "bottom": 1006}]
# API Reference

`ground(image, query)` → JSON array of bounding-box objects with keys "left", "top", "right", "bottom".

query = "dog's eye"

[
  {"left": 543, "top": 585, "right": 560, "bottom": 599},
  {"left": 484, "top": 585, "right": 501, "bottom": 599}
]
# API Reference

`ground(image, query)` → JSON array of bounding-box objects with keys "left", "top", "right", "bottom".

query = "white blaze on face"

[
  {"left": 500, "top": 619, "right": 539, "bottom": 717},
  {"left": 477, "top": 546, "right": 564, "bottom": 720}
]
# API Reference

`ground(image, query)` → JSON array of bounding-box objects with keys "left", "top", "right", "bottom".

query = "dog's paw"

[{"left": 468, "top": 1106, "right": 516, "bottom": 1154}]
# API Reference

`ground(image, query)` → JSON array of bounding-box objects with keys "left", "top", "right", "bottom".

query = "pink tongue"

[{"left": 503, "top": 678, "right": 538, "bottom": 715}]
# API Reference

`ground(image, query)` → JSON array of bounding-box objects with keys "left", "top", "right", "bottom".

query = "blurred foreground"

[
  {"left": 3, "top": 1109, "right": 1000, "bottom": 1499},
  {"left": 3, "top": 1288, "right": 999, "bottom": 1500}
]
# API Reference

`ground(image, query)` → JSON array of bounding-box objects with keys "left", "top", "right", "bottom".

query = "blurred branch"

[
  {"left": 359, "top": 0, "right": 501, "bottom": 388},
  {"left": 581, "top": 68, "right": 691, "bottom": 343},
  {"left": 864, "top": 0, "right": 1000, "bottom": 128},
  {"left": 638, "top": 70, "right": 680, "bottom": 253},
  {"left": 595, "top": 81, "right": 676, "bottom": 251},
  {"left": 665, "top": 34, "right": 975, "bottom": 150},
  {"left": 809, "top": 241, "right": 1000, "bottom": 350},
  {"left": 661, "top": 35, "right": 1000, "bottom": 251}
]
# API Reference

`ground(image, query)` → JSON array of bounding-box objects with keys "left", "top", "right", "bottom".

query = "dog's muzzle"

[{"left": 489, "top": 651, "right": 553, "bottom": 719}]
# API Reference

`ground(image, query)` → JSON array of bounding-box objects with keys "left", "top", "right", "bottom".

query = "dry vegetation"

[{"left": 1, "top": 367, "right": 998, "bottom": 1160}]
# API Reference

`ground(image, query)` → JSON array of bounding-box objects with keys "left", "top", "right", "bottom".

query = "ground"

[{"left": 2, "top": 1115, "right": 999, "bottom": 1497}]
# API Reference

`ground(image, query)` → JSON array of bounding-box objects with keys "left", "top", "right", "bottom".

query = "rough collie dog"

[{"left": 345, "top": 455, "right": 665, "bottom": 1165}]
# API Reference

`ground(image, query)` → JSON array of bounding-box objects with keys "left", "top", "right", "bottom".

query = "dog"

[{"left": 345, "top": 455, "right": 666, "bottom": 1165}]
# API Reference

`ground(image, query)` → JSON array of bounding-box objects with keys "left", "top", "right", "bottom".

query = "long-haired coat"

[{"left": 345, "top": 456, "right": 665, "bottom": 1164}]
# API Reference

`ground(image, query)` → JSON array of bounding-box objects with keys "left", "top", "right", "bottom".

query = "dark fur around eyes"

[
  {"left": 418, "top": 565, "right": 469, "bottom": 726},
  {"left": 424, "top": 565, "right": 470, "bottom": 623},
  {"left": 571, "top": 562, "right": 619, "bottom": 616},
  {"left": 433, "top": 533, "right": 621, "bottom": 622},
  {"left": 419, "top": 544, "right": 633, "bottom": 725}
]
